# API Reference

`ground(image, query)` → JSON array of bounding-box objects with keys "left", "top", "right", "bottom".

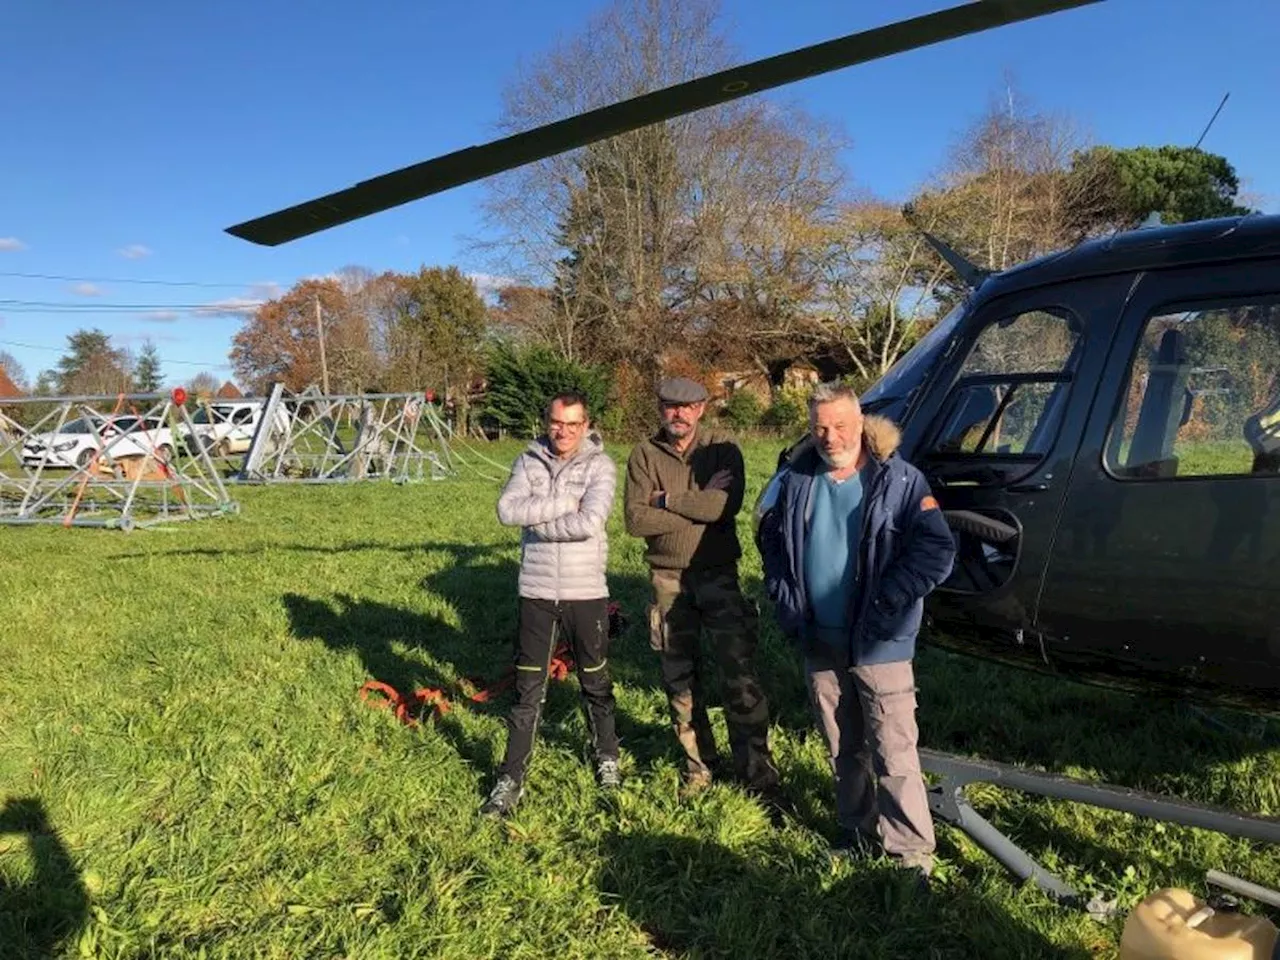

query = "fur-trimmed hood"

[{"left": 861, "top": 414, "right": 901, "bottom": 461}]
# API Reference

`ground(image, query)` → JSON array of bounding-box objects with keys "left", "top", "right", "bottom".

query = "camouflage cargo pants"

[{"left": 647, "top": 565, "right": 779, "bottom": 791}]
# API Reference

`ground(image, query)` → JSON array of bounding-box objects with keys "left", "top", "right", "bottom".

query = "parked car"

[
  {"left": 179, "top": 400, "right": 289, "bottom": 457},
  {"left": 21, "top": 414, "right": 176, "bottom": 470}
]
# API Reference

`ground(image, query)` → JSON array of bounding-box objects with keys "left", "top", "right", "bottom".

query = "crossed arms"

[
  {"left": 623, "top": 444, "right": 745, "bottom": 537},
  {"left": 496, "top": 453, "right": 616, "bottom": 541}
]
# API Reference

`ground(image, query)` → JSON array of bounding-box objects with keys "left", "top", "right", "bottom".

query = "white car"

[
  {"left": 21, "top": 414, "right": 177, "bottom": 470},
  {"left": 180, "top": 400, "right": 288, "bottom": 457}
]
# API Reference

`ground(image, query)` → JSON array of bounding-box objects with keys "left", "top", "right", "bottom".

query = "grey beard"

[{"left": 817, "top": 447, "right": 856, "bottom": 468}]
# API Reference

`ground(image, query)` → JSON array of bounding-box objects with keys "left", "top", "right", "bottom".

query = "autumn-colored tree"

[
  {"left": 680, "top": 103, "right": 846, "bottom": 378},
  {"left": 486, "top": 284, "right": 560, "bottom": 351},
  {"left": 231, "top": 278, "right": 356, "bottom": 394},
  {"left": 0, "top": 351, "right": 28, "bottom": 394},
  {"left": 906, "top": 83, "right": 1111, "bottom": 310}
]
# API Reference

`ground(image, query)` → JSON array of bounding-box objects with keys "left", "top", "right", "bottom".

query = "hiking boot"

[
  {"left": 597, "top": 756, "right": 622, "bottom": 791},
  {"left": 480, "top": 774, "right": 523, "bottom": 817},
  {"left": 895, "top": 851, "right": 935, "bottom": 877},
  {"left": 679, "top": 768, "right": 713, "bottom": 799},
  {"left": 893, "top": 852, "right": 935, "bottom": 893}
]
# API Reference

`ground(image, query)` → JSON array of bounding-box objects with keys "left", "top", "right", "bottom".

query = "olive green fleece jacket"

[{"left": 623, "top": 426, "right": 745, "bottom": 571}]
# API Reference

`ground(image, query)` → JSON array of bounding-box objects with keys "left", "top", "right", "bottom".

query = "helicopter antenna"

[
  {"left": 1193, "top": 92, "right": 1229, "bottom": 150},
  {"left": 901, "top": 203, "right": 991, "bottom": 289}
]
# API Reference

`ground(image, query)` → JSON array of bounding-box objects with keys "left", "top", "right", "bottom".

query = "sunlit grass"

[{"left": 2, "top": 438, "right": 1277, "bottom": 958}]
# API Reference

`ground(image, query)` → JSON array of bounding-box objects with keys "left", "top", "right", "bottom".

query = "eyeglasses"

[{"left": 548, "top": 419, "right": 586, "bottom": 430}]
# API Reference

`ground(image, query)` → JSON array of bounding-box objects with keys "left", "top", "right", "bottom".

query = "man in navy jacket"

[{"left": 758, "top": 382, "right": 956, "bottom": 876}]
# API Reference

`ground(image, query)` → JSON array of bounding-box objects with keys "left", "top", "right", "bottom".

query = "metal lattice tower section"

[
  {"left": 233, "top": 384, "right": 457, "bottom": 484},
  {"left": 0, "top": 390, "right": 238, "bottom": 531}
]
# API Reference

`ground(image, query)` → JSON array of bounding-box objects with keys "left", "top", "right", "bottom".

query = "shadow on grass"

[
  {"left": 600, "top": 830, "right": 1090, "bottom": 959},
  {"left": 0, "top": 798, "right": 90, "bottom": 960},
  {"left": 912, "top": 642, "right": 1278, "bottom": 802},
  {"left": 281, "top": 541, "right": 689, "bottom": 780}
]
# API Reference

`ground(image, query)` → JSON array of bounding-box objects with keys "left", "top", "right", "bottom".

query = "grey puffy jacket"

[{"left": 496, "top": 431, "right": 616, "bottom": 601}]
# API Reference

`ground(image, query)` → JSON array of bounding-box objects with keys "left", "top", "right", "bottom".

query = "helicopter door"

[
  {"left": 901, "top": 274, "right": 1137, "bottom": 658},
  {"left": 1036, "top": 259, "right": 1280, "bottom": 700}
]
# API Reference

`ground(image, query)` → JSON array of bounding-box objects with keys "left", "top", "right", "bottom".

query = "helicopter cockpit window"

[
  {"left": 1105, "top": 297, "right": 1280, "bottom": 480},
  {"left": 923, "top": 307, "right": 1081, "bottom": 460}
]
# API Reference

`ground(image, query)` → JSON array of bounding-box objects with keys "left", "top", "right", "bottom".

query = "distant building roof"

[{"left": 215, "top": 380, "right": 244, "bottom": 399}]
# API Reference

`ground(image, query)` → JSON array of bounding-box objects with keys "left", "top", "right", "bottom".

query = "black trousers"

[{"left": 498, "top": 596, "right": 619, "bottom": 782}]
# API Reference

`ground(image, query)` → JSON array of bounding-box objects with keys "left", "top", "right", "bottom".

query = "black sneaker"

[
  {"left": 747, "top": 783, "right": 794, "bottom": 826},
  {"left": 596, "top": 757, "right": 622, "bottom": 790},
  {"left": 480, "top": 774, "right": 523, "bottom": 817}
]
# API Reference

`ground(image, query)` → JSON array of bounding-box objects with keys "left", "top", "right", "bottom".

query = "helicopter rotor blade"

[{"left": 225, "top": 0, "right": 1101, "bottom": 246}]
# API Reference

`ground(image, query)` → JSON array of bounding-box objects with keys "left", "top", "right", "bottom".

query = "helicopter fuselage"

[{"left": 760, "top": 213, "right": 1280, "bottom": 716}]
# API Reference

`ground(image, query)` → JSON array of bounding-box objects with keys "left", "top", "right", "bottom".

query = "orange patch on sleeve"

[{"left": 920, "top": 495, "right": 939, "bottom": 511}]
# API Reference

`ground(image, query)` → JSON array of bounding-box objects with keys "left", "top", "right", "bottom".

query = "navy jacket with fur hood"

[{"left": 758, "top": 415, "right": 957, "bottom": 666}]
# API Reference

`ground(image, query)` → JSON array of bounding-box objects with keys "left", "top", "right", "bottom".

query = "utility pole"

[{"left": 315, "top": 294, "right": 331, "bottom": 395}]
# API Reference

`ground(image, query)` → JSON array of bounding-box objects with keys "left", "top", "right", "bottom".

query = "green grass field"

[{"left": 3, "top": 438, "right": 1279, "bottom": 959}]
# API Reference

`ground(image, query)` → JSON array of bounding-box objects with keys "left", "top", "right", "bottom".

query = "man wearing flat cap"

[{"left": 624, "top": 376, "right": 782, "bottom": 809}]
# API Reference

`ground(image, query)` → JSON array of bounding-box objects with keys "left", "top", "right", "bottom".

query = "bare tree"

[
  {"left": 911, "top": 79, "right": 1111, "bottom": 280},
  {"left": 680, "top": 103, "right": 847, "bottom": 377},
  {"left": 806, "top": 200, "right": 951, "bottom": 383},
  {"left": 186, "top": 371, "right": 221, "bottom": 397},
  {"left": 470, "top": 0, "right": 846, "bottom": 381}
]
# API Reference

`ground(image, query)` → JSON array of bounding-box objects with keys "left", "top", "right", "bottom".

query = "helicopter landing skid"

[{"left": 920, "top": 749, "right": 1280, "bottom": 919}]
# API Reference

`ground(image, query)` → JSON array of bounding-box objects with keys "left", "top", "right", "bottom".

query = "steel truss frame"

[
  {"left": 231, "top": 383, "right": 456, "bottom": 484},
  {"left": 921, "top": 748, "right": 1280, "bottom": 917},
  {"left": 0, "top": 391, "right": 237, "bottom": 530}
]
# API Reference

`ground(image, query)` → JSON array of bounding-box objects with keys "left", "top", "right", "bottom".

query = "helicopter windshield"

[{"left": 859, "top": 300, "right": 967, "bottom": 420}]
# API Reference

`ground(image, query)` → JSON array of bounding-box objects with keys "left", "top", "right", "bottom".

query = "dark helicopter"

[
  {"left": 753, "top": 210, "right": 1280, "bottom": 720},
  {"left": 224, "top": 0, "right": 1280, "bottom": 904}
]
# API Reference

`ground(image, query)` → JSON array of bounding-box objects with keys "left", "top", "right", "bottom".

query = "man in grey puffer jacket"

[{"left": 481, "top": 391, "right": 621, "bottom": 817}]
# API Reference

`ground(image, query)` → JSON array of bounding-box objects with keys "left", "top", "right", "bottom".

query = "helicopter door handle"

[{"left": 1007, "top": 482, "right": 1049, "bottom": 493}]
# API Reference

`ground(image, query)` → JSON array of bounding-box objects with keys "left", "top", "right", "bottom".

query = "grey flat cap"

[{"left": 657, "top": 376, "right": 709, "bottom": 404}]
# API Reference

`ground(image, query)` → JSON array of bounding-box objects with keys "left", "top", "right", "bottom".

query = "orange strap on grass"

[
  {"left": 358, "top": 680, "right": 452, "bottom": 727},
  {"left": 355, "top": 601, "right": 625, "bottom": 725},
  {"left": 359, "top": 640, "right": 577, "bottom": 725}
]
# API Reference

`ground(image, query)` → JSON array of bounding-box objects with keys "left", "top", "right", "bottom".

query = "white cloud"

[
  {"left": 142, "top": 310, "right": 181, "bottom": 323},
  {"left": 248, "top": 281, "right": 283, "bottom": 300},
  {"left": 468, "top": 272, "right": 515, "bottom": 299},
  {"left": 118, "top": 244, "right": 152, "bottom": 259},
  {"left": 193, "top": 296, "right": 264, "bottom": 319},
  {"left": 0, "top": 237, "right": 26, "bottom": 252},
  {"left": 71, "top": 282, "right": 105, "bottom": 297},
  {"left": 191, "top": 282, "right": 278, "bottom": 320}
]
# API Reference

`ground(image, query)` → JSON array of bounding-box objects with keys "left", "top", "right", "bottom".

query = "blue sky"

[{"left": 1, "top": 0, "right": 1276, "bottom": 389}]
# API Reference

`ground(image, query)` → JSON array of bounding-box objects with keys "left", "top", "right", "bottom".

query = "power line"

[
  {"left": 0, "top": 337, "right": 232, "bottom": 370},
  {"left": 0, "top": 270, "right": 265, "bottom": 289},
  {"left": 0, "top": 299, "right": 261, "bottom": 313}
]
